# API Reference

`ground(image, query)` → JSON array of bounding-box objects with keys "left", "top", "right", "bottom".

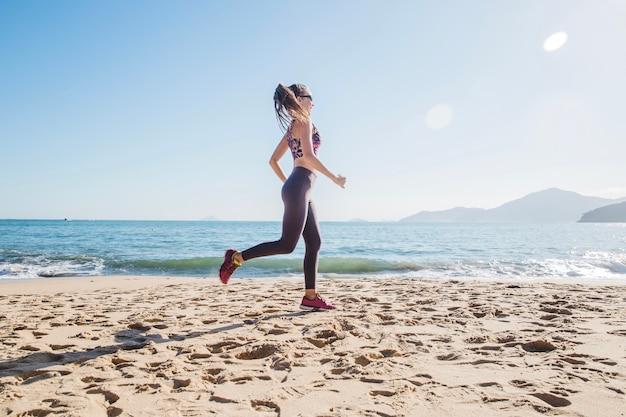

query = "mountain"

[
  {"left": 201, "top": 215, "right": 220, "bottom": 221},
  {"left": 401, "top": 207, "right": 486, "bottom": 222},
  {"left": 400, "top": 188, "right": 619, "bottom": 223},
  {"left": 485, "top": 188, "right": 612, "bottom": 222},
  {"left": 578, "top": 202, "right": 626, "bottom": 222}
]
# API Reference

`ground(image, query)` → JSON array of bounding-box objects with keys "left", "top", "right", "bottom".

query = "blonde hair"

[{"left": 274, "top": 83, "right": 310, "bottom": 131}]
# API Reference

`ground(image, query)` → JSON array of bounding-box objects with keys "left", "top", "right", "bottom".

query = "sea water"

[{"left": 0, "top": 220, "right": 625, "bottom": 282}]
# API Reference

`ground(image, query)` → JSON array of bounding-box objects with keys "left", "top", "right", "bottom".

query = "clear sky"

[{"left": 2, "top": 0, "right": 625, "bottom": 221}]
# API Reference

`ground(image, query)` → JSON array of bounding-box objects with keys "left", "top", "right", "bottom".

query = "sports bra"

[{"left": 286, "top": 123, "right": 321, "bottom": 159}]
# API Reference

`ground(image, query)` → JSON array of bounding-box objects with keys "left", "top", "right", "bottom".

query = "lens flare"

[
  {"left": 425, "top": 103, "right": 454, "bottom": 130},
  {"left": 543, "top": 31, "right": 568, "bottom": 52}
]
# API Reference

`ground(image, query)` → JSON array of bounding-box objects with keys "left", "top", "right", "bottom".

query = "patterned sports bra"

[{"left": 286, "top": 123, "right": 321, "bottom": 159}]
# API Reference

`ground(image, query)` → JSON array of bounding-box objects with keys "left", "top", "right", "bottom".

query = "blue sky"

[{"left": 1, "top": 0, "right": 625, "bottom": 221}]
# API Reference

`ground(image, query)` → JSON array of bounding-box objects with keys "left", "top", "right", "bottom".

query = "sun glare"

[
  {"left": 543, "top": 31, "right": 568, "bottom": 52},
  {"left": 425, "top": 104, "right": 454, "bottom": 130}
]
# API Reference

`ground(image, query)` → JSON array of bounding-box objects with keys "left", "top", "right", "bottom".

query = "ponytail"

[{"left": 274, "top": 83, "right": 310, "bottom": 132}]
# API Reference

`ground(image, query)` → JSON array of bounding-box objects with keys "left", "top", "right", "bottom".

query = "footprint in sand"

[
  {"left": 235, "top": 343, "right": 281, "bottom": 360},
  {"left": 509, "top": 379, "right": 533, "bottom": 388},
  {"left": 17, "top": 369, "right": 71, "bottom": 384},
  {"left": 209, "top": 340, "right": 242, "bottom": 353},
  {"left": 530, "top": 392, "right": 571, "bottom": 407},
  {"left": 251, "top": 399, "right": 281, "bottom": 415},
  {"left": 8, "top": 352, "right": 64, "bottom": 370},
  {"left": 265, "top": 325, "right": 290, "bottom": 335},
  {"left": 436, "top": 353, "right": 460, "bottom": 361},
  {"left": 111, "top": 357, "right": 135, "bottom": 368},
  {"left": 559, "top": 354, "right": 587, "bottom": 365},
  {"left": 306, "top": 329, "right": 345, "bottom": 348},
  {"left": 173, "top": 378, "right": 191, "bottom": 389},
  {"left": 374, "top": 313, "right": 397, "bottom": 325},
  {"left": 107, "top": 406, "right": 123, "bottom": 417},
  {"left": 81, "top": 376, "right": 108, "bottom": 391},
  {"left": 354, "top": 353, "right": 382, "bottom": 366},
  {"left": 127, "top": 322, "right": 151, "bottom": 332},
  {"left": 85, "top": 387, "right": 120, "bottom": 405},
  {"left": 209, "top": 395, "right": 239, "bottom": 404},
  {"left": 369, "top": 390, "right": 396, "bottom": 397},
  {"left": 477, "top": 381, "right": 501, "bottom": 388},
  {"left": 19, "top": 344, "right": 41, "bottom": 352},
  {"left": 42, "top": 398, "right": 69, "bottom": 409},
  {"left": 465, "top": 335, "right": 490, "bottom": 344},
  {"left": 50, "top": 344, "right": 76, "bottom": 350},
  {"left": 406, "top": 373, "right": 433, "bottom": 387},
  {"left": 188, "top": 352, "right": 212, "bottom": 360},
  {"left": 202, "top": 368, "right": 226, "bottom": 384},
  {"left": 19, "top": 409, "right": 63, "bottom": 417},
  {"left": 521, "top": 340, "right": 557, "bottom": 352}
]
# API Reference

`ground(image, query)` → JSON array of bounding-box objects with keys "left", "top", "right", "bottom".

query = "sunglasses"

[{"left": 299, "top": 94, "right": 313, "bottom": 101}]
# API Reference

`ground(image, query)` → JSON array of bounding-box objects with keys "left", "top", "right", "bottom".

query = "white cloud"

[{"left": 597, "top": 187, "right": 626, "bottom": 199}]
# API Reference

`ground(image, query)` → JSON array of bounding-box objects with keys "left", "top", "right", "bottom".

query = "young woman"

[{"left": 219, "top": 83, "right": 347, "bottom": 310}]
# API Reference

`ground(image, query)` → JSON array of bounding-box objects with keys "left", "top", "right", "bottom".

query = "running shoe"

[
  {"left": 219, "top": 249, "right": 242, "bottom": 284},
  {"left": 300, "top": 293, "right": 337, "bottom": 311}
]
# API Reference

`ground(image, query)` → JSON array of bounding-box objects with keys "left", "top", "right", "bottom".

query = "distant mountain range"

[
  {"left": 201, "top": 215, "right": 220, "bottom": 221},
  {"left": 400, "top": 188, "right": 626, "bottom": 223},
  {"left": 579, "top": 202, "right": 626, "bottom": 222}
]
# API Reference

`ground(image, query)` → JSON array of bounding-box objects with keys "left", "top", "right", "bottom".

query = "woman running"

[{"left": 218, "top": 83, "right": 347, "bottom": 310}]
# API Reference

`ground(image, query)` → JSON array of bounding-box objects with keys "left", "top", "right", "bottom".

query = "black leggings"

[{"left": 241, "top": 167, "right": 321, "bottom": 289}]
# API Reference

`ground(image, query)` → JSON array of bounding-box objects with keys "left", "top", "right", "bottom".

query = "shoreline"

[
  {"left": 1, "top": 273, "right": 625, "bottom": 294},
  {"left": 1, "top": 276, "right": 625, "bottom": 416}
]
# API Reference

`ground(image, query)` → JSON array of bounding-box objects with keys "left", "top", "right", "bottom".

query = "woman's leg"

[
  {"left": 302, "top": 200, "right": 321, "bottom": 293},
  {"left": 298, "top": 203, "right": 335, "bottom": 310},
  {"left": 240, "top": 168, "right": 313, "bottom": 261}
]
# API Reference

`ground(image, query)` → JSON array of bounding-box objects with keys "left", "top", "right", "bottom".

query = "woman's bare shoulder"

[{"left": 290, "top": 119, "right": 312, "bottom": 135}]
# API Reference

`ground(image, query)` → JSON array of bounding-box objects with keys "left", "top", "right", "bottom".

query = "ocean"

[{"left": 1, "top": 219, "right": 625, "bottom": 282}]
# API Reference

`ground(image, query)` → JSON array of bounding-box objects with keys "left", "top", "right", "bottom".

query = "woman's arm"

[
  {"left": 293, "top": 120, "right": 347, "bottom": 188},
  {"left": 269, "top": 133, "right": 289, "bottom": 183}
]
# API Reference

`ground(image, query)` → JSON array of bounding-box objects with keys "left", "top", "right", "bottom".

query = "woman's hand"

[{"left": 333, "top": 174, "right": 347, "bottom": 188}]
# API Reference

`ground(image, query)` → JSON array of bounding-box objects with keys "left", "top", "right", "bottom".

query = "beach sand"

[{"left": 1, "top": 276, "right": 625, "bottom": 417}]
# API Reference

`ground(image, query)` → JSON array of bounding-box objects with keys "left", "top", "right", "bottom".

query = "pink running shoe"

[
  {"left": 300, "top": 293, "right": 337, "bottom": 311},
  {"left": 219, "top": 249, "right": 242, "bottom": 284}
]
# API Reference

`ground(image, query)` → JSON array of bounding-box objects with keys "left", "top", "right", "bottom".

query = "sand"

[{"left": 1, "top": 276, "right": 625, "bottom": 417}]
